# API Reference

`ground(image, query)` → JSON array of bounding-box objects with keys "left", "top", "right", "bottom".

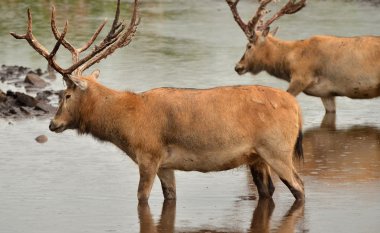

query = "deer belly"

[
  {"left": 305, "top": 76, "right": 380, "bottom": 98},
  {"left": 304, "top": 76, "right": 337, "bottom": 97},
  {"left": 160, "top": 144, "right": 255, "bottom": 172}
]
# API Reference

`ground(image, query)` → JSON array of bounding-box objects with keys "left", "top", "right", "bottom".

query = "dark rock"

[
  {"left": 35, "top": 135, "right": 48, "bottom": 143},
  {"left": 6, "top": 90, "right": 15, "bottom": 97},
  {"left": 19, "top": 106, "right": 31, "bottom": 115},
  {"left": 35, "top": 68, "right": 43, "bottom": 76},
  {"left": 9, "top": 108, "right": 17, "bottom": 114},
  {"left": 36, "top": 90, "right": 54, "bottom": 102},
  {"left": 24, "top": 72, "right": 48, "bottom": 88},
  {"left": 0, "top": 90, "right": 6, "bottom": 102},
  {"left": 15, "top": 92, "right": 38, "bottom": 107}
]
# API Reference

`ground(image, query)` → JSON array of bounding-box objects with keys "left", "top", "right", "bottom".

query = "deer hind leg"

[
  {"left": 250, "top": 162, "right": 275, "bottom": 198},
  {"left": 258, "top": 149, "right": 304, "bottom": 200},
  {"left": 278, "top": 168, "right": 304, "bottom": 200},
  {"left": 157, "top": 168, "right": 176, "bottom": 200},
  {"left": 321, "top": 96, "right": 336, "bottom": 113}
]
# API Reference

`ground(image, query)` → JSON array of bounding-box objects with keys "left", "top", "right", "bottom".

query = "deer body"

[
  {"left": 50, "top": 73, "right": 304, "bottom": 201},
  {"left": 236, "top": 34, "right": 380, "bottom": 112}
]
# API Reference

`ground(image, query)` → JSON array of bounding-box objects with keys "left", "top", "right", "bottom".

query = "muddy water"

[{"left": 1, "top": 0, "right": 380, "bottom": 233}]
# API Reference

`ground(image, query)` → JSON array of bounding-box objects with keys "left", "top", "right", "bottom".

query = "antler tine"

[
  {"left": 51, "top": 5, "right": 108, "bottom": 67},
  {"left": 226, "top": 0, "right": 250, "bottom": 38},
  {"left": 226, "top": 0, "right": 273, "bottom": 41},
  {"left": 260, "top": 0, "right": 306, "bottom": 31},
  {"left": 247, "top": 0, "right": 272, "bottom": 33},
  {"left": 10, "top": 8, "right": 67, "bottom": 76},
  {"left": 70, "top": 0, "right": 140, "bottom": 74}
]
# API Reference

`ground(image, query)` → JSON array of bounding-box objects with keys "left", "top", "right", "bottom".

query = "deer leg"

[
  {"left": 157, "top": 168, "right": 176, "bottom": 200},
  {"left": 137, "top": 202, "right": 157, "bottom": 233},
  {"left": 249, "top": 198, "right": 275, "bottom": 232},
  {"left": 250, "top": 163, "right": 275, "bottom": 198},
  {"left": 258, "top": 149, "right": 304, "bottom": 200},
  {"left": 157, "top": 200, "right": 176, "bottom": 232},
  {"left": 287, "top": 76, "right": 313, "bottom": 96},
  {"left": 321, "top": 112, "right": 336, "bottom": 129},
  {"left": 321, "top": 96, "right": 336, "bottom": 113},
  {"left": 278, "top": 168, "right": 305, "bottom": 200},
  {"left": 137, "top": 160, "right": 159, "bottom": 203}
]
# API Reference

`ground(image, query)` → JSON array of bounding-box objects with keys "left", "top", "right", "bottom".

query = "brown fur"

[
  {"left": 49, "top": 71, "right": 304, "bottom": 202},
  {"left": 235, "top": 34, "right": 380, "bottom": 113}
]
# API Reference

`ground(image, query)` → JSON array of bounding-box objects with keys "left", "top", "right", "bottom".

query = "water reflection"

[
  {"left": 301, "top": 125, "right": 380, "bottom": 181},
  {"left": 138, "top": 199, "right": 304, "bottom": 233}
]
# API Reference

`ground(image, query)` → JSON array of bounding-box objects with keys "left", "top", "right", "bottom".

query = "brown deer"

[
  {"left": 11, "top": 0, "right": 304, "bottom": 202},
  {"left": 226, "top": 0, "right": 380, "bottom": 113}
]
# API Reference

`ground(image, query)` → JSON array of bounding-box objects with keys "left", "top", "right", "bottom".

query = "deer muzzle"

[
  {"left": 49, "top": 120, "right": 66, "bottom": 133},
  {"left": 235, "top": 63, "right": 246, "bottom": 75}
]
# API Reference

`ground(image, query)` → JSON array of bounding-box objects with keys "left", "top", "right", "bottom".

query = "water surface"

[{"left": 1, "top": 0, "right": 380, "bottom": 233}]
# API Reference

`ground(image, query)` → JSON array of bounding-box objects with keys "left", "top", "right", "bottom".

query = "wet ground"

[{"left": 1, "top": 0, "right": 380, "bottom": 233}]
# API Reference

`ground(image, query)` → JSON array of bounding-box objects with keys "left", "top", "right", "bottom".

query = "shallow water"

[{"left": 1, "top": 0, "right": 380, "bottom": 233}]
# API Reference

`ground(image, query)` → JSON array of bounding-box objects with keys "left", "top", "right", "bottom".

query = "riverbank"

[{"left": 0, "top": 65, "right": 60, "bottom": 119}]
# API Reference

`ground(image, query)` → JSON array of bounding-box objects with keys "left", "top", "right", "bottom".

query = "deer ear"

[
  {"left": 68, "top": 75, "right": 88, "bottom": 90},
  {"left": 91, "top": 69, "right": 100, "bottom": 79},
  {"left": 270, "top": 26, "right": 279, "bottom": 36}
]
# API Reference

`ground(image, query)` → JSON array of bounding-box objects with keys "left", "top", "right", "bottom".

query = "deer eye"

[
  {"left": 247, "top": 44, "right": 252, "bottom": 50},
  {"left": 65, "top": 94, "right": 71, "bottom": 100}
]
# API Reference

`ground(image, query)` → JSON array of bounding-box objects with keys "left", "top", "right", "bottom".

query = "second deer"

[{"left": 227, "top": 0, "right": 380, "bottom": 113}]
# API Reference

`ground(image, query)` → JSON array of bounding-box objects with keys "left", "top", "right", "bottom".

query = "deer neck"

[
  {"left": 261, "top": 36, "right": 294, "bottom": 82},
  {"left": 76, "top": 83, "right": 140, "bottom": 146}
]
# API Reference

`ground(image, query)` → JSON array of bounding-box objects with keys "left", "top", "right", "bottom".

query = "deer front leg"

[
  {"left": 250, "top": 163, "right": 275, "bottom": 198},
  {"left": 137, "top": 158, "right": 159, "bottom": 203},
  {"left": 157, "top": 168, "right": 176, "bottom": 200},
  {"left": 287, "top": 75, "right": 313, "bottom": 96}
]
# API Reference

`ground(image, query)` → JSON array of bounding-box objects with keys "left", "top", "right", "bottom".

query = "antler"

[
  {"left": 226, "top": 0, "right": 272, "bottom": 42},
  {"left": 10, "top": 0, "right": 140, "bottom": 78},
  {"left": 226, "top": 0, "right": 306, "bottom": 41},
  {"left": 259, "top": 0, "right": 306, "bottom": 32}
]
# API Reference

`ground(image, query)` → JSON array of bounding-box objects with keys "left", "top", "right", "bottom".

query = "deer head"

[
  {"left": 226, "top": 0, "right": 306, "bottom": 75},
  {"left": 11, "top": 0, "right": 140, "bottom": 133}
]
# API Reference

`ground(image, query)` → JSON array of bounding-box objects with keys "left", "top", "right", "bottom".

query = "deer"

[
  {"left": 226, "top": 0, "right": 380, "bottom": 114},
  {"left": 11, "top": 0, "right": 305, "bottom": 202}
]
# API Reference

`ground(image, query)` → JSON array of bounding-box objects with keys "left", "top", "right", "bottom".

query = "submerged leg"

[
  {"left": 157, "top": 168, "right": 176, "bottom": 200},
  {"left": 321, "top": 112, "right": 336, "bottom": 129},
  {"left": 250, "top": 163, "right": 275, "bottom": 198},
  {"left": 321, "top": 96, "right": 336, "bottom": 113},
  {"left": 249, "top": 198, "right": 275, "bottom": 232}
]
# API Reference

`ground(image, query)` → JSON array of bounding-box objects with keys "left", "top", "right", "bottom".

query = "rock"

[
  {"left": 9, "top": 108, "right": 17, "bottom": 114},
  {"left": 24, "top": 71, "right": 48, "bottom": 88},
  {"left": 36, "top": 90, "right": 54, "bottom": 102},
  {"left": 46, "top": 65, "right": 57, "bottom": 80},
  {"left": 0, "top": 90, "right": 6, "bottom": 102},
  {"left": 15, "top": 92, "right": 38, "bottom": 107},
  {"left": 35, "top": 135, "right": 48, "bottom": 143},
  {"left": 35, "top": 102, "right": 57, "bottom": 113}
]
